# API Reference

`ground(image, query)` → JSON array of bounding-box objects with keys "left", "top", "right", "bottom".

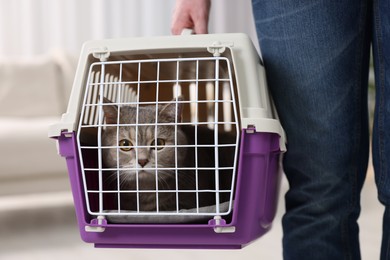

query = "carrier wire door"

[
  {"left": 49, "top": 33, "right": 285, "bottom": 249},
  {"left": 78, "top": 56, "right": 240, "bottom": 223}
]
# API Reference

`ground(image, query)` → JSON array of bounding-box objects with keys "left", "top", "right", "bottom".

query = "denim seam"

[
  {"left": 340, "top": 1, "right": 371, "bottom": 259},
  {"left": 387, "top": 229, "right": 390, "bottom": 260},
  {"left": 372, "top": 1, "right": 390, "bottom": 258},
  {"left": 387, "top": 218, "right": 390, "bottom": 260},
  {"left": 373, "top": 0, "right": 387, "bottom": 202}
]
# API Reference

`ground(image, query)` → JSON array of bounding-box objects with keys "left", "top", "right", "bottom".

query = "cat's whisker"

[
  {"left": 106, "top": 172, "right": 116, "bottom": 182},
  {"left": 156, "top": 171, "right": 173, "bottom": 189}
]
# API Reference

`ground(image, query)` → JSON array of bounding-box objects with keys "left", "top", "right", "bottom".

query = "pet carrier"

[{"left": 49, "top": 33, "right": 286, "bottom": 249}]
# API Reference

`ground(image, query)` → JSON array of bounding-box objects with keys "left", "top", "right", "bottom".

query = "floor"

[{"left": 0, "top": 170, "right": 384, "bottom": 260}]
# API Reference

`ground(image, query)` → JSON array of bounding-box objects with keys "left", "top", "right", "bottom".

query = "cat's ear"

[
  {"left": 101, "top": 97, "right": 118, "bottom": 124},
  {"left": 159, "top": 96, "right": 184, "bottom": 122}
]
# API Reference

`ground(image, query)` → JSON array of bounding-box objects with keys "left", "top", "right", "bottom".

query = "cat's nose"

[{"left": 138, "top": 159, "right": 149, "bottom": 167}]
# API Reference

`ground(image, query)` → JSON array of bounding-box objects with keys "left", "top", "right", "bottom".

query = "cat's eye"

[
  {"left": 151, "top": 138, "right": 165, "bottom": 150},
  {"left": 119, "top": 139, "right": 133, "bottom": 151}
]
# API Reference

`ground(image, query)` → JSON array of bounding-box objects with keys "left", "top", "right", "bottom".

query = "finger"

[
  {"left": 194, "top": 19, "right": 208, "bottom": 34},
  {"left": 171, "top": 16, "right": 194, "bottom": 35}
]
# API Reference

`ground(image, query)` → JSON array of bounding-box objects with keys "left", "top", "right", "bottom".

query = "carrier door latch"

[{"left": 207, "top": 41, "right": 232, "bottom": 57}]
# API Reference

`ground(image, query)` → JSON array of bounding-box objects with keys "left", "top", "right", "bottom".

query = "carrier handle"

[{"left": 181, "top": 28, "right": 194, "bottom": 35}]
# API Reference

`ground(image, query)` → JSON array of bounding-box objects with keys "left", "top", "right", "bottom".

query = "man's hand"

[{"left": 171, "top": 0, "right": 211, "bottom": 35}]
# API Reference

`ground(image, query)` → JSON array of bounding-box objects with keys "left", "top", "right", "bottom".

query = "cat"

[{"left": 101, "top": 96, "right": 236, "bottom": 212}]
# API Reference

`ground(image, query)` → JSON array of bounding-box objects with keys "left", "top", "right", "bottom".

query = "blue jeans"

[{"left": 251, "top": 0, "right": 390, "bottom": 259}]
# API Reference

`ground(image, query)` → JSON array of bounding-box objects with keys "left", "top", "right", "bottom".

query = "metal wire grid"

[{"left": 77, "top": 56, "right": 240, "bottom": 217}]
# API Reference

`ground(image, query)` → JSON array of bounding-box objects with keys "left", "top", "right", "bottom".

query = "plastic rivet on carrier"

[
  {"left": 92, "top": 47, "right": 110, "bottom": 62},
  {"left": 207, "top": 41, "right": 229, "bottom": 57},
  {"left": 49, "top": 33, "right": 285, "bottom": 249}
]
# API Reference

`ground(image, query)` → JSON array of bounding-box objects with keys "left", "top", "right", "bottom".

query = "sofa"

[{"left": 0, "top": 50, "right": 77, "bottom": 196}]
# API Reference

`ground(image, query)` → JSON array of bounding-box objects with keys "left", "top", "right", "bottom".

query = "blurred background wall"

[{"left": 0, "top": 0, "right": 257, "bottom": 58}]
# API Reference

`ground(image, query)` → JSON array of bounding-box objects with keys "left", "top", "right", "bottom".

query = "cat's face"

[{"left": 101, "top": 98, "right": 187, "bottom": 189}]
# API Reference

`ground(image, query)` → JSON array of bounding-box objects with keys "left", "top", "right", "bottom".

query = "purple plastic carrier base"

[{"left": 57, "top": 127, "right": 282, "bottom": 249}]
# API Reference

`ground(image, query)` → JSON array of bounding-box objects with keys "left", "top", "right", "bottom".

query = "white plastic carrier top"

[{"left": 49, "top": 33, "right": 285, "bottom": 151}]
